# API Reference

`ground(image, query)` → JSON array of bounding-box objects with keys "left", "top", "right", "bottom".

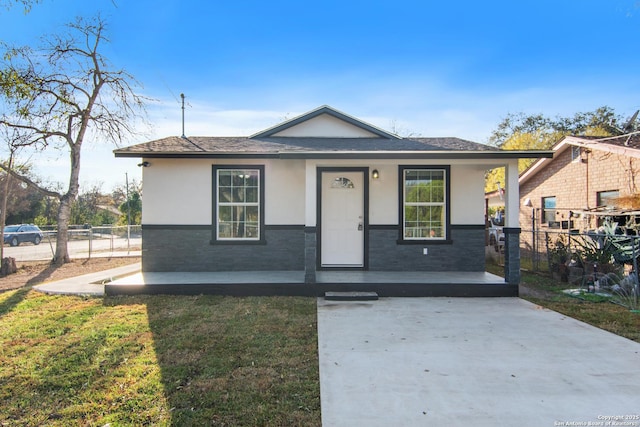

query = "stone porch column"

[
  {"left": 503, "top": 227, "right": 521, "bottom": 284},
  {"left": 504, "top": 159, "right": 521, "bottom": 284},
  {"left": 305, "top": 227, "right": 317, "bottom": 283},
  {"left": 305, "top": 161, "right": 317, "bottom": 284}
]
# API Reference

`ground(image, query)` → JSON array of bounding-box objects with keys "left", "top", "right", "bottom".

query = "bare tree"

[
  {"left": 0, "top": 0, "right": 41, "bottom": 13},
  {"left": 0, "top": 15, "right": 146, "bottom": 264}
]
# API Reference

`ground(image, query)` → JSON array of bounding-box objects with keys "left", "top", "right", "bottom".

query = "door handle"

[{"left": 358, "top": 223, "right": 363, "bottom": 231}]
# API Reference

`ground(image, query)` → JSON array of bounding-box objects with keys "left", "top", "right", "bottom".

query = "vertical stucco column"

[
  {"left": 504, "top": 160, "right": 521, "bottom": 284},
  {"left": 304, "top": 161, "right": 317, "bottom": 283}
]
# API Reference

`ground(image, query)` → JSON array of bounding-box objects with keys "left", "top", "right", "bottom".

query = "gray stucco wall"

[
  {"left": 368, "top": 226, "right": 486, "bottom": 271},
  {"left": 142, "top": 224, "right": 486, "bottom": 273},
  {"left": 142, "top": 226, "right": 305, "bottom": 272}
]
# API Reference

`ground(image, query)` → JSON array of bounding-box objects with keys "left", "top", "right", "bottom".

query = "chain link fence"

[
  {"left": 518, "top": 228, "right": 639, "bottom": 273},
  {"left": 487, "top": 227, "right": 639, "bottom": 310},
  {"left": 3, "top": 225, "right": 141, "bottom": 262}
]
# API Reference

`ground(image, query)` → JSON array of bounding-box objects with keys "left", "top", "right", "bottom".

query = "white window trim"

[
  {"left": 215, "top": 168, "right": 261, "bottom": 241},
  {"left": 402, "top": 167, "right": 448, "bottom": 241}
]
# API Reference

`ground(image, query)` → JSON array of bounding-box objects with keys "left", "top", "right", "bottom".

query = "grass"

[
  {"left": 0, "top": 291, "right": 320, "bottom": 426},
  {"left": 487, "top": 263, "right": 640, "bottom": 343}
]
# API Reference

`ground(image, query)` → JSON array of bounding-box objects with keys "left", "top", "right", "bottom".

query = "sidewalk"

[{"left": 33, "top": 263, "right": 141, "bottom": 296}]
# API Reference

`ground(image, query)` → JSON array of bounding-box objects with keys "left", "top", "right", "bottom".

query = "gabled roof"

[
  {"left": 114, "top": 105, "right": 554, "bottom": 161},
  {"left": 519, "top": 132, "right": 640, "bottom": 185},
  {"left": 250, "top": 105, "right": 400, "bottom": 139}
]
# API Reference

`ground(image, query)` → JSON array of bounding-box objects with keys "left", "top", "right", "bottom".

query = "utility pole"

[
  {"left": 126, "top": 172, "right": 131, "bottom": 254},
  {"left": 181, "top": 93, "right": 186, "bottom": 138}
]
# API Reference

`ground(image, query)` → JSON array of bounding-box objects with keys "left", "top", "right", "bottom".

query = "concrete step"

[{"left": 324, "top": 291, "right": 379, "bottom": 301}]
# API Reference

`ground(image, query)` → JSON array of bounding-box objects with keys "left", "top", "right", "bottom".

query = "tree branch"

[{"left": 0, "top": 163, "right": 61, "bottom": 199}]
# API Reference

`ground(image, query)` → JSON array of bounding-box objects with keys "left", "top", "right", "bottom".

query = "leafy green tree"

[
  {"left": 70, "top": 185, "right": 118, "bottom": 226},
  {"left": 488, "top": 106, "right": 625, "bottom": 148},
  {"left": 484, "top": 107, "right": 636, "bottom": 193},
  {"left": 118, "top": 191, "right": 142, "bottom": 225},
  {"left": 118, "top": 190, "right": 141, "bottom": 226},
  {"left": 32, "top": 195, "right": 58, "bottom": 225},
  {"left": 485, "top": 130, "right": 562, "bottom": 193},
  {"left": 1, "top": 179, "right": 46, "bottom": 224}
]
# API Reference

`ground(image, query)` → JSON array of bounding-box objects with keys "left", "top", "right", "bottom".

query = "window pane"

[
  {"left": 331, "top": 177, "right": 354, "bottom": 189},
  {"left": 571, "top": 146, "right": 581, "bottom": 161},
  {"left": 245, "top": 225, "right": 259, "bottom": 238},
  {"left": 232, "top": 186, "right": 244, "bottom": 202},
  {"left": 219, "top": 206, "right": 232, "bottom": 222},
  {"left": 245, "top": 206, "right": 259, "bottom": 222},
  {"left": 218, "top": 188, "right": 231, "bottom": 203},
  {"left": 232, "top": 173, "right": 245, "bottom": 187},
  {"left": 597, "top": 190, "right": 619, "bottom": 208},
  {"left": 544, "top": 197, "right": 556, "bottom": 209},
  {"left": 216, "top": 168, "right": 261, "bottom": 240},
  {"left": 405, "top": 170, "right": 444, "bottom": 203},
  {"left": 219, "top": 172, "right": 231, "bottom": 187},
  {"left": 542, "top": 196, "right": 557, "bottom": 224},
  {"left": 246, "top": 188, "right": 258, "bottom": 203},
  {"left": 403, "top": 168, "right": 446, "bottom": 240},
  {"left": 218, "top": 222, "right": 232, "bottom": 238},
  {"left": 246, "top": 172, "right": 259, "bottom": 187}
]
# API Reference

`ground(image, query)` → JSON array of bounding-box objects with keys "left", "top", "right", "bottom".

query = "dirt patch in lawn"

[{"left": 0, "top": 257, "right": 141, "bottom": 292}]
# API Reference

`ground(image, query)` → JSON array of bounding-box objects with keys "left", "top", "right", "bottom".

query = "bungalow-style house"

[
  {"left": 112, "top": 105, "right": 551, "bottom": 296},
  {"left": 519, "top": 133, "right": 640, "bottom": 236}
]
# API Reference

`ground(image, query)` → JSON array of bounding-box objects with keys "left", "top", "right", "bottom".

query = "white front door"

[{"left": 321, "top": 171, "right": 365, "bottom": 267}]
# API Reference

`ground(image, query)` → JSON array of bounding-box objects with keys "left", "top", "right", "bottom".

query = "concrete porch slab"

[{"left": 105, "top": 271, "right": 512, "bottom": 297}]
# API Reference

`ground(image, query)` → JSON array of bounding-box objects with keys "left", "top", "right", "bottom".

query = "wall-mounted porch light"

[{"left": 372, "top": 169, "right": 379, "bottom": 179}]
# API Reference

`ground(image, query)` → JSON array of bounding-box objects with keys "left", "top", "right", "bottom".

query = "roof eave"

[
  {"left": 564, "top": 135, "right": 640, "bottom": 159},
  {"left": 114, "top": 150, "right": 553, "bottom": 160}
]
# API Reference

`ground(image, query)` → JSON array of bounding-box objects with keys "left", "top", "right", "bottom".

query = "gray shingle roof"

[
  {"left": 114, "top": 135, "right": 496, "bottom": 156},
  {"left": 113, "top": 105, "right": 554, "bottom": 159}
]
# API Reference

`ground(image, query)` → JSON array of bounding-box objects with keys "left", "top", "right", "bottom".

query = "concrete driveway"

[{"left": 318, "top": 298, "right": 640, "bottom": 427}]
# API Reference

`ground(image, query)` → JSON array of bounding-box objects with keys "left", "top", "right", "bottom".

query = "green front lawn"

[{"left": 0, "top": 290, "right": 320, "bottom": 426}]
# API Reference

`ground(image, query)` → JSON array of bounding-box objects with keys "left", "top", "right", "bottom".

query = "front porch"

[{"left": 105, "top": 270, "right": 514, "bottom": 297}]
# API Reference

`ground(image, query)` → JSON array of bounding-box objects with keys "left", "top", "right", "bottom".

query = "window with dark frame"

[
  {"left": 596, "top": 190, "right": 620, "bottom": 227},
  {"left": 401, "top": 167, "right": 448, "bottom": 240},
  {"left": 213, "top": 166, "right": 263, "bottom": 241},
  {"left": 597, "top": 190, "right": 619, "bottom": 209},
  {"left": 542, "top": 196, "right": 557, "bottom": 226},
  {"left": 571, "top": 146, "right": 582, "bottom": 162}
]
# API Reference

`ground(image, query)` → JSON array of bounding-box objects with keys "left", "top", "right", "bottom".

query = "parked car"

[
  {"left": 488, "top": 216, "right": 505, "bottom": 252},
  {"left": 3, "top": 224, "right": 44, "bottom": 246}
]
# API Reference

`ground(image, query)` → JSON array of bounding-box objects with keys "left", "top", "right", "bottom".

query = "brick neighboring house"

[{"left": 519, "top": 133, "right": 640, "bottom": 240}]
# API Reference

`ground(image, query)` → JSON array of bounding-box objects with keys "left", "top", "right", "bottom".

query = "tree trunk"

[
  {"left": 53, "top": 194, "right": 72, "bottom": 265},
  {"left": 0, "top": 153, "right": 14, "bottom": 262},
  {"left": 52, "top": 143, "right": 81, "bottom": 266}
]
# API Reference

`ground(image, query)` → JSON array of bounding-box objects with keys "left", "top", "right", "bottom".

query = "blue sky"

[{"left": 2, "top": 0, "right": 640, "bottom": 190}]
